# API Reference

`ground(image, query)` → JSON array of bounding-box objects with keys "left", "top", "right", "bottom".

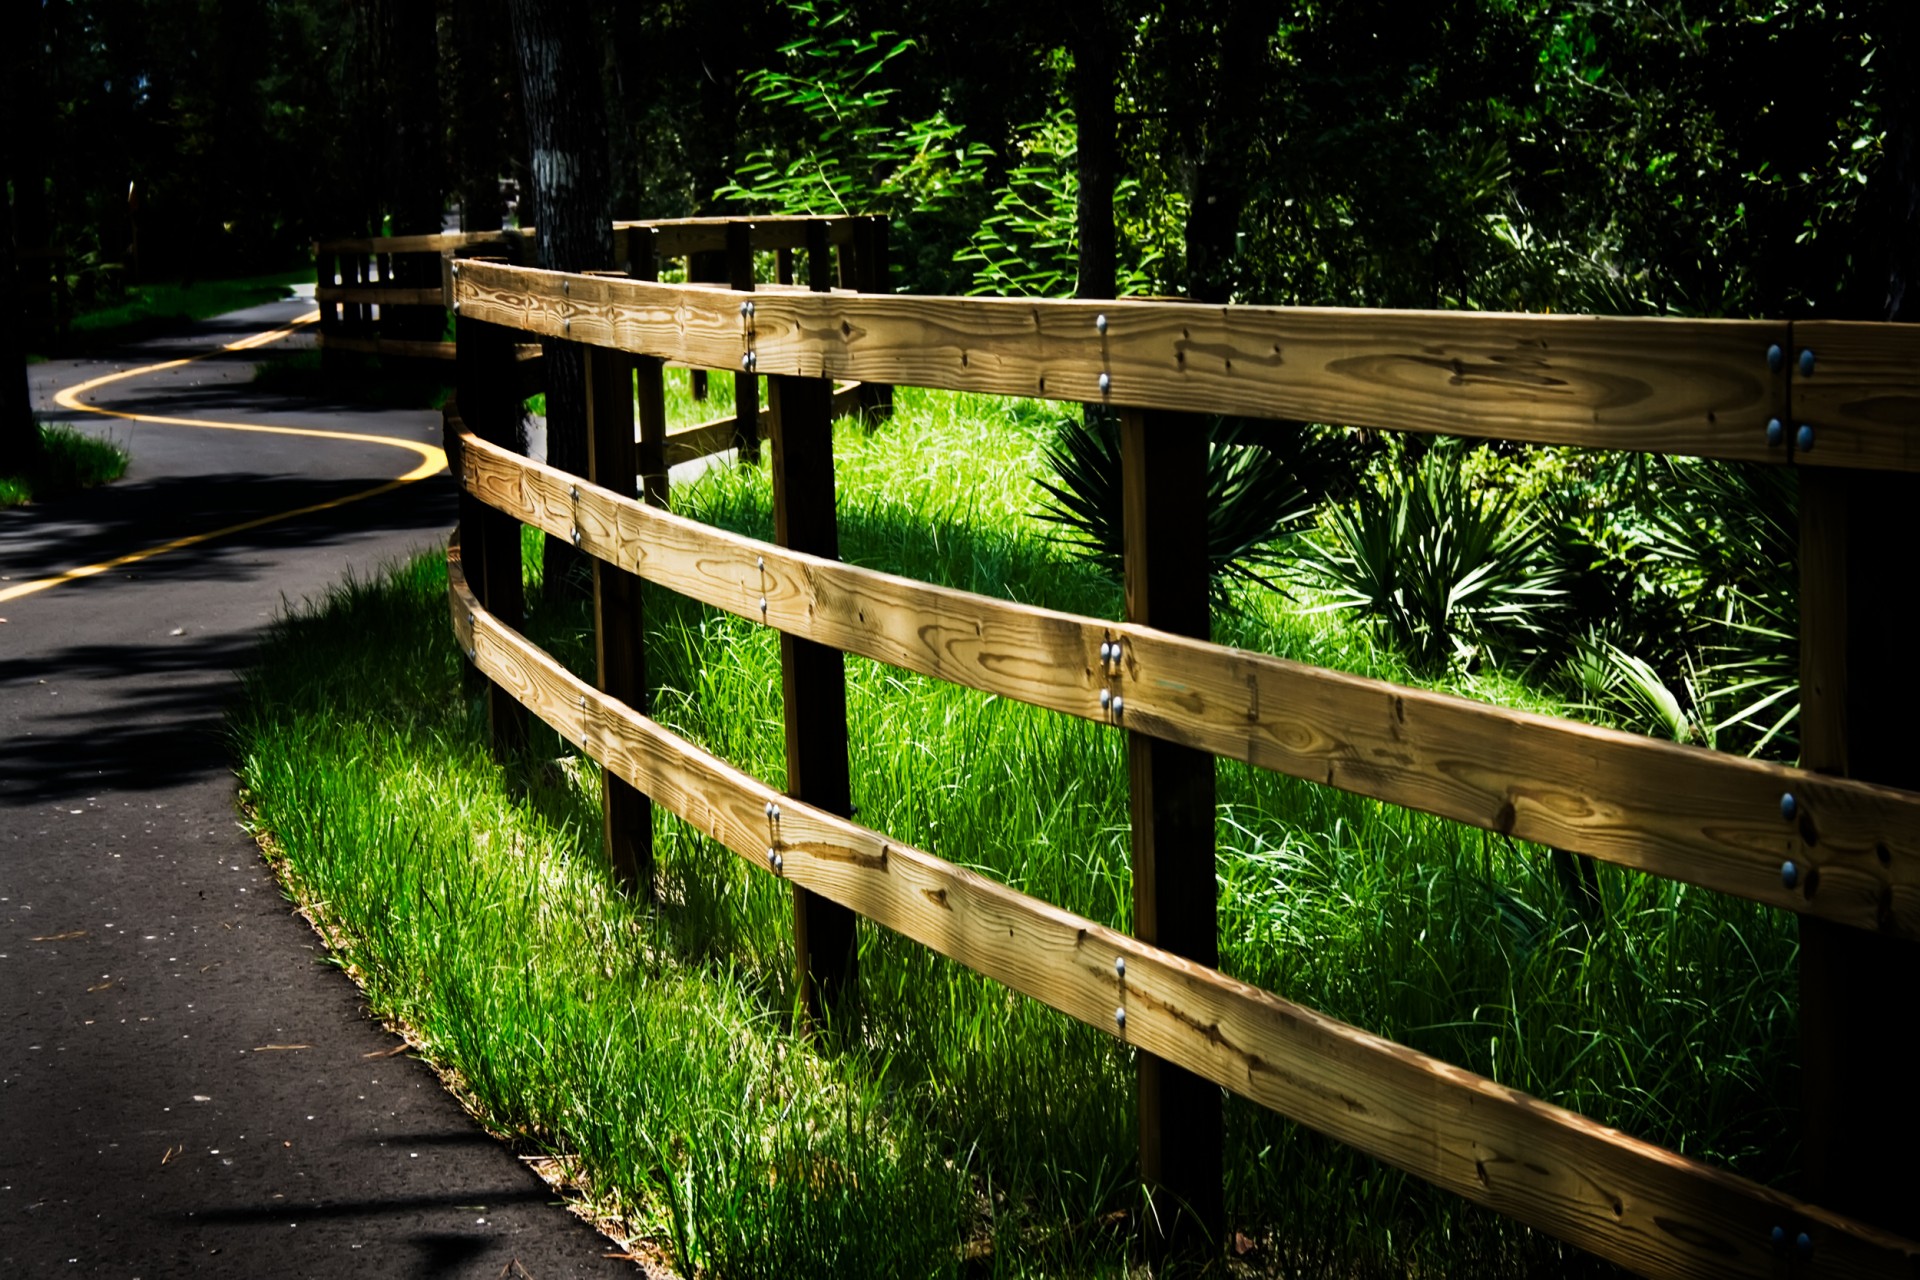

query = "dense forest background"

[{"left": 4, "top": 0, "right": 1914, "bottom": 325}]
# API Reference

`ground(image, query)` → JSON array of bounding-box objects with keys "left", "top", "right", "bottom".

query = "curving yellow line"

[{"left": 2, "top": 311, "right": 448, "bottom": 605}]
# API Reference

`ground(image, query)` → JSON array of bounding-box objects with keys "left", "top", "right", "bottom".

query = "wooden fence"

[
  {"left": 440, "top": 256, "right": 1920, "bottom": 1276},
  {"left": 315, "top": 229, "right": 532, "bottom": 363}
]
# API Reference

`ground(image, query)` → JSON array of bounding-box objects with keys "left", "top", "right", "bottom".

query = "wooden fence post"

[
  {"left": 454, "top": 262, "right": 528, "bottom": 759},
  {"left": 584, "top": 324, "right": 652, "bottom": 897},
  {"left": 1797, "top": 463, "right": 1920, "bottom": 1239},
  {"left": 852, "top": 215, "right": 894, "bottom": 423},
  {"left": 727, "top": 220, "right": 762, "bottom": 465},
  {"left": 630, "top": 226, "right": 670, "bottom": 510},
  {"left": 770, "top": 328, "right": 857, "bottom": 1030},
  {"left": 1120, "top": 407, "right": 1224, "bottom": 1263}
]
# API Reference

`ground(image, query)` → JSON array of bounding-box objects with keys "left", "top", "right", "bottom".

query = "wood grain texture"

[
  {"left": 1790, "top": 321, "right": 1920, "bottom": 472},
  {"left": 450, "top": 261, "right": 1796, "bottom": 462},
  {"left": 454, "top": 431, "right": 1920, "bottom": 939},
  {"left": 444, "top": 539, "right": 1920, "bottom": 1280}
]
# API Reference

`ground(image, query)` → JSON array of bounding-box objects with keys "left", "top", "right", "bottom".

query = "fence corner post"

[
  {"left": 1797, "top": 462, "right": 1920, "bottom": 1240},
  {"left": 453, "top": 257, "right": 528, "bottom": 760},
  {"left": 726, "top": 220, "right": 762, "bottom": 465},
  {"left": 1120, "top": 406, "right": 1224, "bottom": 1265}
]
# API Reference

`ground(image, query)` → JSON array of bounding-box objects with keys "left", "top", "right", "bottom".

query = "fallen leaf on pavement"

[
  {"left": 251, "top": 1044, "right": 311, "bottom": 1051},
  {"left": 32, "top": 930, "right": 87, "bottom": 942}
]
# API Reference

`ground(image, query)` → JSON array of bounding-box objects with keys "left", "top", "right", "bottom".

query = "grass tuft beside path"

[
  {"left": 235, "top": 387, "right": 1798, "bottom": 1277},
  {"left": 1, "top": 425, "right": 130, "bottom": 508}
]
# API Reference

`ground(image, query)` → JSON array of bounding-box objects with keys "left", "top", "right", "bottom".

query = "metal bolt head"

[
  {"left": 1099, "top": 688, "right": 1112, "bottom": 710},
  {"left": 756, "top": 556, "right": 765, "bottom": 570},
  {"left": 1771, "top": 1225, "right": 1787, "bottom": 1250},
  {"left": 1796, "top": 1233, "right": 1812, "bottom": 1258},
  {"left": 1098, "top": 372, "right": 1112, "bottom": 394},
  {"left": 758, "top": 595, "right": 768, "bottom": 613},
  {"left": 743, "top": 352, "right": 753, "bottom": 371},
  {"left": 1766, "top": 343, "right": 1783, "bottom": 373},
  {"left": 570, "top": 484, "right": 580, "bottom": 500},
  {"left": 1780, "top": 792, "right": 1797, "bottom": 820},
  {"left": 1766, "top": 418, "right": 1783, "bottom": 447},
  {"left": 740, "top": 300, "right": 752, "bottom": 317},
  {"left": 771, "top": 803, "right": 781, "bottom": 822},
  {"left": 1096, "top": 313, "right": 1108, "bottom": 335},
  {"left": 563, "top": 317, "right": 571, "bottom": 332},
  {"left": 563, "top": 279, "right": 571, "bottom": 294},
  {"left": 1798, "top": 348, "right": 1815, "bottom": 377},
  {"left": 1110, "top": 695, "right": 1124, "bottom": 718},
  {"left": 1781, "top": 860, "right": 1799, "bottom": 890},
  {"left": 1114, "top": 1006, "right": 1126, "bottom": 1028},
  {"left": 1114, "top": 956, "right": 1126, "bottom": 978},
  {"left": 579, "top": 694, "right": 587, "bottom": 709},
  {"left": 1796, "top": 424, "right": 1814, "bottom": 453},
  {"left": 765, "top": 801, "right": 776, "bottom": 819},
  {"left": 571, "top": 527, "right": 581, "bottom": 545},
  {"left": 452, "top": 300, "right": 461, "bottom": 314}
]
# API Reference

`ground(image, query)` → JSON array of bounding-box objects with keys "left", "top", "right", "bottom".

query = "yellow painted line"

[{"left": 2, "top": 311, "right": 448, "bottom": 606}]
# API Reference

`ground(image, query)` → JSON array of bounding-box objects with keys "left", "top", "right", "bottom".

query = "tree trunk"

[
  {"left": 1070, "top": 10, "right": 1119, "bottom": 301},
  {"left": 506, "top": 0, "right": 616, "bottom": 596},
  {"left": 454, "top": 0, "right": 507, "bottom": 232}
]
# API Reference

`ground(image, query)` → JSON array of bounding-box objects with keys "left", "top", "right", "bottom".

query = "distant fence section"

[
  {"left": 440, "top": 252, "right": 1920, "bottom": 1276},
  {"left": 316, "top": 215, "right": 891, "bottom": 470}
]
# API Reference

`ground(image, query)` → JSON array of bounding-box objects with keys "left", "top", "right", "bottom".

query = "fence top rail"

[
  {"left": 448, "top": 259, "right": 1920, "bottom": 472},
  {"left": 317, "top": 229, "right": 533, "bottom": 256}
]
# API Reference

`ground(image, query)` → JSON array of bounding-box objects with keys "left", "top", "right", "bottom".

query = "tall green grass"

[
  {"left": 235, "top": 388, "right": 1798, "bottom": 1277},
  {"left": 1, "top": 424, "right": 130, "bottom": 508}
]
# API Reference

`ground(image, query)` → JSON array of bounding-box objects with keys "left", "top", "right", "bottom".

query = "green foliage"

[
  {"left": 1295, "top": 440, "right": 1562, "bottom": 671},
  {"left": 716, "top": 2, "right": 994, "bottom": 294},
  {"left": 0, "top": 424, "right": 130, "bottom": 508}
]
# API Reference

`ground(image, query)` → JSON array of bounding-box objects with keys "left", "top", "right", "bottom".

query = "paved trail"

[{"left": 1, "top": 298, "right": 634, "bottom": 1278}]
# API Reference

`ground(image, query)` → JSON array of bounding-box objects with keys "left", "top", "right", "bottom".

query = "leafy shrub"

[{"left": 1295, "top": 438, "right": 1560, "bottom": 670}]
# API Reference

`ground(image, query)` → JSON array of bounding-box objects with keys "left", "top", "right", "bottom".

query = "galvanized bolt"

[
  {"left": 1798, "top": 349, "right": 1815, "bottom": 377},
  {"left": 1771, "top": 1226, "right": 1787, "bottom": 1250},
  {"left": 1766, "top": 418, "right": 1784, "bottom": 448},
  {"left": 466, "top": 612, "right": 474, "bottom": 626},
  {"left": 1114, "top": 956, "right": 1125, "bottom": 978},
  {"left": 1096, "top": 314, "right": 1108, "bottom": 335},
  {"left": 756, "top": 556, "right": 765, "bottom": 571},
  {"left": 563, "top": 317, "right": 571, "bottom": 333},
  {"left": 1781, "top": 860, "right": 1799, "bottom": 890},
  {"left": 1100, "top": 688, "right": 1112, "bottom": 711},
  {"left": 1796, "top": 424, "right": 1814, "bottom": 453},
  {"left": 1114, "top": 1006, "right": 1126, "bottom": 1028},
  {"left": 579, "top": 694, "right": 588, "bottom": 709},
  {"left": 770, "top": 803, "right": 781, "bottom": 822},
  {"left": 1780, "top": 792, "right": 1797, "bottom": 820},
  {"left": 758, "top": 595, "right": 768, "bottom": 615},
  {"left": 740, "top": 300, "right": 751, "bottom": 317},
  {"left": 765, "top": 801, "right": 776, "bottom": 819},
  {"left": 1796, "top": 1233, "right": 1812, "bottom": 1258},
  {"left": 1110, "top": 695, "right": 1124, "bottom": 718},
  {"left": 571, "top": 527, "right": 581, "bottom": 545},
  {"left": 1766, "top": 344, "right": 1783, "bottom": 374},
  {"left": 1098, "top": 372, "right": 1112, "bottom": 394},
  {"left": 563, "top": 279, "right": 571, "bottom": 294},
  {"left": 570, "top": 485, "right": 580, "bottom": 501},
  {"left": 452, "top": 300, "right": 461, "bottom": 314},
  {"left": 450, "top": 261, "right": 461, "bottom": 275}
]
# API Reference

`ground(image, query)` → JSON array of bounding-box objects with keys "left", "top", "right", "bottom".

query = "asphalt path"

[{"left": 1, "top": 297, "right": 636, "bottom": 1278}]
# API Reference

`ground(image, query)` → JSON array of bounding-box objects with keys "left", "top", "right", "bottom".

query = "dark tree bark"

[
  {"left": 506, "top": 0, "right": 616, "bottom": 595},
  {"left": 8, "top": 0, "right": 52, "bottom": 344},
  {"left": 1183, "top": 0, "right": 1275, "bottom": 303},
  {"left": 1069, "top": 9, "right": 1119, "bottom": 301},
  {"left": 454, "top": 0, "right": 508, "bottom": 232}
]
